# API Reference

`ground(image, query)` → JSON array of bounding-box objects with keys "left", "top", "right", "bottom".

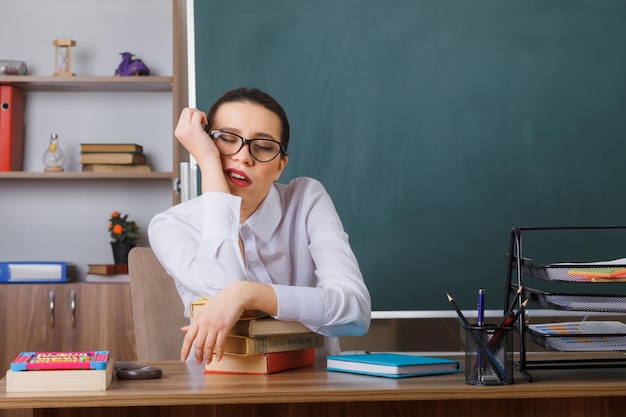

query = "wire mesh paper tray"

[
  {"left": 519, "top": 257, "right": 626, "bottom": 283},
  {"left": 524, "top": 287, "right": 626, "bottom": 313},
  {"left": 527, "top": 328, "right": 626, "bottom": 352}
]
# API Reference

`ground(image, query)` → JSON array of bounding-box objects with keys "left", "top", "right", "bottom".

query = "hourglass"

[{"left": 53, "top": 39, "right": 76, "bottom": 76}]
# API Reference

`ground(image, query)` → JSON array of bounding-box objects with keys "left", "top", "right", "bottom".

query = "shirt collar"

[{"left": 244, "top": 185, "right": 282, "bottom": 242}]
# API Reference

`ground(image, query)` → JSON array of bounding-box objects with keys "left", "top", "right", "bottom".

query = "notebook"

[{"left": 326, "top": 353, "right": 461, "bottom": 379}]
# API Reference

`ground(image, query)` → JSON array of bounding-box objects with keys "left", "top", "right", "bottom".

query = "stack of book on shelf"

[
  {"left": 5, "top": 351, "right": 113, "bottom": 392},
  {"left": 80, "top": 143, "right": 151, "bottom": 172},
  {"left": 85, "top": 263, "right": 129, "bottom": 283},
  {"left": 190, "top": 299, "right": 322, "bottom": 374}
]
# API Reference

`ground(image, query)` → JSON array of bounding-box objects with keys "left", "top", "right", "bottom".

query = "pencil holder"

[{"left": 463, "top": 325, "right": 514, "bottom": 385}]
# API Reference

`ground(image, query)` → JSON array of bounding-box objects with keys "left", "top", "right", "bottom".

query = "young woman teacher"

[{"left": 149, "top": 87, "right": 371, "bottom": 364}]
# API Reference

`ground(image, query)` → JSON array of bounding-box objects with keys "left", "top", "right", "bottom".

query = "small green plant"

[{"left": 108, "top": 211, "right": 140, "bottom": 244}]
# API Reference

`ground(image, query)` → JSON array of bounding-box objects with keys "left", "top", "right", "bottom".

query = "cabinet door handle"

[
  {"left": 70, "top": 289, "right": 76, "bottom": 329},
  {"left": 49, "top": 290, "right": 55, "bottom": 329}
]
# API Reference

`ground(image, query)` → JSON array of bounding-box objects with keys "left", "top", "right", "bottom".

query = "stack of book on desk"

[
  {"left": 190, "top": 299, "right": 322, "bottom": 374},
  {"left": 80, "top": 143, "right": 151, "bottom": 172}
]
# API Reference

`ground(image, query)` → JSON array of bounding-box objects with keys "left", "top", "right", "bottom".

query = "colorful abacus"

[{"left": 10, "top": 351, "right": 109, "bottom": 371}]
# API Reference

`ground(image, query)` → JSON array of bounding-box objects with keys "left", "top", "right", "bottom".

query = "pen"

[
  {"left": 476, "top": 288, "right": 485, "bottom": 377},
  {"left": 477, "top": 288, "right": 485, "bottom": 327}
]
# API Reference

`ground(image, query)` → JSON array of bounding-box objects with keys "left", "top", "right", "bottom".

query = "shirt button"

[
  {"left": 242, "top": 225, "right": 249, "bottom": 232},
  {"left": 230, "top": 214, "right": 237, "bottom": 221}
]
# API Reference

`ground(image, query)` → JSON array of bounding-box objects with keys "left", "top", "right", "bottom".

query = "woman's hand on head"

[
  {"left": 174, "top": 108, "right": 221, "bottom": 164},
  {"left": 175, "top": 107, "right": 230, "bottom": 194}
]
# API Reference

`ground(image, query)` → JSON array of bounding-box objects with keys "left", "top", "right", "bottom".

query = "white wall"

[
  {"left": 1, "top": 0, "right": 172, "bottom": 77},
  {"left": 0, "top": 0, "right": 175, "bottom": 279}
]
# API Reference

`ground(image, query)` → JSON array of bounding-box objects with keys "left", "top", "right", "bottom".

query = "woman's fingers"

[
  {"left": 213, "top": 331, "right": 229, "bottom": 362},
  {"left": 180, "top": 322, "right": 198, "bottom": 362},
  {"left": 203, "top": 329, "right": 218, "bottom": 364}
]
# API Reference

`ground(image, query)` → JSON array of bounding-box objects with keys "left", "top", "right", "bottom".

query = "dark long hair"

[{"left": 206, "top": 87, "right": 290, "bottom": 155}]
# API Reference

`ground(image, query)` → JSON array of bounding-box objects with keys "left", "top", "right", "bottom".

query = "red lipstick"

[{"left": 225, "top": 168, "right": 251, "bottom": 187}]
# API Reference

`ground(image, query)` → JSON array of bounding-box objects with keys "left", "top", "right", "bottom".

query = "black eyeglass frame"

[{"left": 206, "top": 128, "right": 287, "bottom": 162}]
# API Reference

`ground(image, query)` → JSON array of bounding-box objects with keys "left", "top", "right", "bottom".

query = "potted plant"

[{"left": 109, "top": 211, "right": 140, "bottom": 265}]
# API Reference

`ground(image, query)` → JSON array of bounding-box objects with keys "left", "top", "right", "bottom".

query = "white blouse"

[{"left": 148, "top": 177, "right": 371, "bottom": 355}]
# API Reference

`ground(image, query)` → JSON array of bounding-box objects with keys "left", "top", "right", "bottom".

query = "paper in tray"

[
  {"left": 10, "top": 351, "right": 109, "bottom": 371},
  {"left": 521, "top": 257, "right": 626, "bottom": 283},
  {"left": 527, "top": 322, "right": 626, "bottom": 352}
]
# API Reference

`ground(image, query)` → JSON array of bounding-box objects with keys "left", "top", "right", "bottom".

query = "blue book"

[
  {"left": 0, "top": 261, "right": 68, "bottom": 283},
  {"left": 326, "top": 353, "right": 461, "bottom": 379}
]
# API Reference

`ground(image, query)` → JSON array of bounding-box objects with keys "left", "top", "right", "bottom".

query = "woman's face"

[{"left": 213, "top": 101, "right": 288, "bottom": 219}]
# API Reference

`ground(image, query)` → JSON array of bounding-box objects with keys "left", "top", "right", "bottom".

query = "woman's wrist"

[
  {"left": 199, "top": 154, "right": 230, "bottom": 194},
  {"left": 230, "top": 281, "right": 278, "bottom": 316}
]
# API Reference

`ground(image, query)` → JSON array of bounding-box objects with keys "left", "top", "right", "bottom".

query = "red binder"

[{"left": 0, "top": 85, "right": 25, "bottom": 171}]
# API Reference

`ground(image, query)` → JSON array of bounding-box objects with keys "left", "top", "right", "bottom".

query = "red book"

[
  {"left": 204, "top": 348, "right": 315, "bottom": 375},
  {"left": 87, "top": 264, "right": 129, "bottom": 275},
  {"left": 0, "top": 86, "right": 25, "bottom": 171}
]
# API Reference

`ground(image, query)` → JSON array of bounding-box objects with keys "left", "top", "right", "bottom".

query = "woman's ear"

[{"left": 275, "top": 155, "right": 288, "bottom": 181}]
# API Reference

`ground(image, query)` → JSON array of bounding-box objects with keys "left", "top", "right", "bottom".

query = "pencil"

[
  {"left": 504, "top": 299, "right": 528, "bottom": 328},
  {"left": 488, "top": 299, "right": 529, "bottom": 349},
  {"left": 501, "top": 286, "right": 523, "bottom": 326},
  {"left": 446, "top": 293, "right": 469, "bottom": 326}
]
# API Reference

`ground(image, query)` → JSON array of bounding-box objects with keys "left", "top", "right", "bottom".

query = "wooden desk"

[{"left": 1, "top": 355, "right": 626, "bottom": 417}]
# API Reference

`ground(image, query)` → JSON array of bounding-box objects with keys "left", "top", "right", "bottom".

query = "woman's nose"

[{"left": 232, "top": 141, "right": 254, "bottom": 164}]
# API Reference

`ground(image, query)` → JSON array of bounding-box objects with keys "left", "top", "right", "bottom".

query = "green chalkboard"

[{"left": 193, "top": 0, "right": 626, "bottom": 311}]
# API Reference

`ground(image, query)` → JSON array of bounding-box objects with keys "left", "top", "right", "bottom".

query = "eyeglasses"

[{"left": 207, "top": 129, "right": 286, "bottom": 162}]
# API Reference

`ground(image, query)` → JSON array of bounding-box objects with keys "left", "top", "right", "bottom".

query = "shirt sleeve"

[{"left": 148, "top": 192, "right": 246, "bottom": 306}]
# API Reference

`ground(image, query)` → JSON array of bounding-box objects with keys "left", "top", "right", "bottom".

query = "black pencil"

[
  {"left": 446, "top": 293, "right": 470, "bottom": 326},
  {"left": 488, "top": 299, "right": 529, "bottom": 349},
  {"left": 499, "top": 286, "right": 523, "bottom": 328},
  {"left": 506, "top": 299, "right": 528, "bottom": 328}
]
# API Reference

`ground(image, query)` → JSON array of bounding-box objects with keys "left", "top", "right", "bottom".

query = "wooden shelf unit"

[
  {"left": 0, "top": 76, "right": 173, "bottom": 92},
  {"left": 0, "top": 171, "right": 174, "bottom": 180},
  {"left": 0, "top": 75, "right": 177, "bottom": 182}
]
